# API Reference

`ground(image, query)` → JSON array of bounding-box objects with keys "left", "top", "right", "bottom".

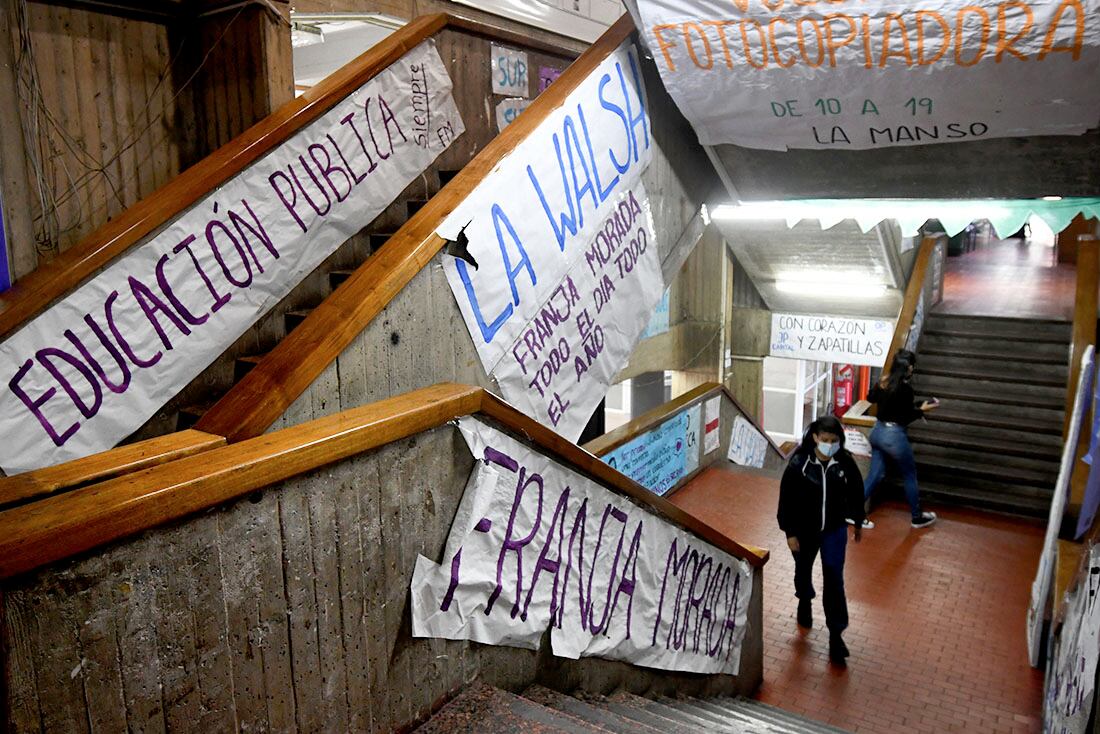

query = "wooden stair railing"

[
  {"left": 193, "top": 14, "right": 637, "bottom": 443},
  {"left": 1067, "top": 235, "right": 1099, "bottom": 509},
  {"left": 0, "top": 382, "right": 767, "bottom": 582},
  {"left": 0, "top": 13, "right": 575, "bottom": 340},
  {"left": 843, "top": 236, "right": 939, "bottom": 428}
]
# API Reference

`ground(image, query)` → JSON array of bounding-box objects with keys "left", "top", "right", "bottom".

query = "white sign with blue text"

[
  {"left": 491, "top": 44, "right": 529, "bottom": 97},
  {"left": 440, "top": 41, "right": 659, "bottom": 441},
  {"left": 0, "top": 42, "right": 463, "bottom": 474},
  {"left": 728, "top": 415, "right": 767, "bottom": 469},
  {"left": 770, "top": 313, "right": 893, "bottom": 368}
]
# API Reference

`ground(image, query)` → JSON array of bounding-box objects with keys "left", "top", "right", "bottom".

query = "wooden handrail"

[
  {"left": 583, "top": 382, "right": 786, "bottom": 460},
  {"left": 1066, "top": 236, "right": 1098, "bottom": 438},
  {"left": 0, "top": 429, "right": 224, "bottom": 508},
  {"left": 0, "top": 382, "right": 766, "bottom": 580},
  {"left": 881, "top": 236, "right": 937, "bottom": 376},
  {"left": 195, "top": 14, "right": 637, "bottom": 442},
  {"left": 0, "top": 13, "right": 577, "bottom": 339}
]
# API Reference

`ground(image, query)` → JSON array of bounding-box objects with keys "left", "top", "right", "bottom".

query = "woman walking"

[
  {"left": 777, "top": 415, "right": 864, "bottom": 665},
  {"left": 861, "top": 349, "right": 939, "bottom": 529}
]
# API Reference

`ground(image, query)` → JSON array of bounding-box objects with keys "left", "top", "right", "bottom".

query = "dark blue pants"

[{"left": 791, "top": 524, "right": 848, "bottom": 633}]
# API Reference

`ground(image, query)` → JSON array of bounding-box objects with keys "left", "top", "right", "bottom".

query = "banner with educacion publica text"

[
  {"left": 410, "top": 418, "right": 753, "bottom": 674},
  {"left": 770, "top": 313, "right": 893, "bottom": 367},
  {"left": 633, "top": 0, "right": 1100, "bottom": 150},
  {"left": 439, "top": 41, "right": 660, "bottom": 441},
  {"left": 0, "top": 42, "right": 464, "bottom": 474}
]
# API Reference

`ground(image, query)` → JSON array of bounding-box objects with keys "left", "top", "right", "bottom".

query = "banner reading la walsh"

[
  {"left": 633, "top": 0, "right": 1100, "bottom": 150},
  {"left": 0, "top": 42, "right": 464, "bottom": 474},
  {"left": 439, "top": 40, "right": 665, "bottom": 442}
]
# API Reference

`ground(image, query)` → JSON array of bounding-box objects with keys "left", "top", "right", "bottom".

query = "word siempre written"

[
  {"left": 410, "top": 419, "right": 753, "bottom": 674},
  {"left": 0, "top": 42, "right": 464, "bottom": 474},
  {"left": 439, "top": 40, "right": 661, "bottom": 441}
]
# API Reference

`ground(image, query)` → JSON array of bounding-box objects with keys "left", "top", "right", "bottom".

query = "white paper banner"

[
  {"left": 633, "top": 0, "right": 1100, "bottom": 150},
  {"left": 844, "top": 429, "right": 872, "bottom": 457},
  {"left": 728, "top": 415, "right": 767, "bottom": 468},
  {"left": 1045, "top": 544, "right": 1100, "bottom": 733},
  {"left": 410, "top": 418, "right": 753, "bottom": 674},
  {"left": 495, "top": 97, "right": 532, "bottom": 132},
  {"left": 770, "top": 313, "right": 893, "bottom": 367},
  {"left": 491, "top": 44, "right": 530, "bottom": 96},
  {"left": 0, "top": 42, "right": 464, "bottom": 474},
  {"left": 440, "top": 41, "right": 657, "bottom": 441},
  {"left": 704, "top": 396, "right": 721, "bottom": 454}
]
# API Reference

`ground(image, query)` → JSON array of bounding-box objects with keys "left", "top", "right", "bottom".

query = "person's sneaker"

[
  {"left": 846, "top": 517, "right": 875, "bottom": 529},
  {"left": 911, "top": 511, "right": 937, "bottom": 529},
  {"left": 797, "top": 599, "right": 812, "bottom": 628},
  {"left": 829, "top": 633, "right": 850, "bottom": 664}
]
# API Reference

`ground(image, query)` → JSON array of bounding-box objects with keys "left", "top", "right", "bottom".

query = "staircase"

[
  {"left": 906, "top": 313, "right": 1072, "bottom": 517},
  {"left": 415, "top": 683, "right": 849, "bottom": 733}
]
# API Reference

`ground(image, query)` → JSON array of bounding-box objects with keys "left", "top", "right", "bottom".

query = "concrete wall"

[{"left": 1, "top": 422, "right": 763, "bottom": 733}]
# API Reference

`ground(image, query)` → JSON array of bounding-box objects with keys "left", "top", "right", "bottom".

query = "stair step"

[
  {"left": 918, "top": 480, "right": 1051, "bottom": 518},
  {"left": 713, "top": 697, "right": 852, "bottom": 733},
  {"left": 923, "top": 407, "right": 1063, "bottom": 435},
  {"left": 369, "top": 232, "right": 393, "bottom": 252},
  {"left": 916, "top": 396, "right": 1065, "bottom": 428},
  {"left": 919, "top": 354, "right": 1068, "bottom": 385},
  {"left": 176, "top": 401, "right": 214, "bottom": 431},
  {"left": 925, "top": 314, "right": 1072, "bottom": 341},
  {"left": 284, "top": 308, "right": 314, "bottom": 332},
  {"left": 920, "top": 333, "right": 1069, "bottom": 362},
  {"left": 908, "top": 428, "right": 1062, "bottom": 461},
  {"left": 234, "top": 353, "right": 267, "bottom": 382},
  {"left": 907, "top": 419, "right": 1063, "bottom": 450},
  {"left": 914, "top": 454, "right": 1056, "bottom": 488},
  {"left": 910, "top": 442, "right": 1060, "bottom": 475},
  {"left": 525, "top": 686, "right": 658, "bottom": 733},
  {"left": 659, "top": 697, "right": 780, "bottom": 732},
  {"left": 414, "top": 683, "right": 600, "bottom": 733},
  {"left": 639, "top": 698, "right": 740, "bottom": 732},
  {"left": 662, "top": 698, "right": 785, "bottom": 732},
  {"left": 328, "top": 268, "right": 356, "bottom": 290},
  {"left": 595, "top": 695, "right": 697, "bottom": 733},
  {"left": 921, "top": 345, "right": 1067, "bottom": 366},
  {"left": 915, "top": 467, "right": 1054, "bottom": 501},
  {"left": 914, "top": 374, "right": 1065, "bottom": 410}
]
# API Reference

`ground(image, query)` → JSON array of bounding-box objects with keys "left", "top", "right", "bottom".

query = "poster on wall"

[
  {"left": 684, "top": 403, "right": 701, "bottom": 475},
  {"left": 439, "top": 40, "right": 659, "bottom": 442},
  {"left": 844, "top": 429, "right": 872, "bottom": 457},
  {"left": 0, "top": 41, "right": 465, "bottom": 475},
  {"left": 640, "top": 288, "right": 670, "bottom": 339},
  {"left": 539, "top": 66, "right": 564, "bottom": 92},
  {"left": 728, "top": 415, "right": 767, "bottom": 468},
  {"left": 632, "top": 0, "right": 1100, "bottom": 150},
  {"left": 603, "top": 412, "right": 688, "bottom": 495},
  {"left": 491, "top": 44, "right": 529, "bottom": 96},
  {"left": 704, "top": 396, "right": 721, "bottom": 453},
  {"left": 495, "top": 98, "right": 531, "bottom": 132},
  {"left": 770, "top": 313, "right": 894, "bottom": 367},
  {"left": 410, "top": 418, "right": 754, "bottom": 675},
  {"left": 1045, "top": 543, "right": 1100, "bottom": 733}
]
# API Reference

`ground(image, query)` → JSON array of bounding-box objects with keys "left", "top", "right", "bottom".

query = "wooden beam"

[
  {"left": 882, "top": 236, "right": 937, "bottom": 376},
  {"left": 1067, "top": 236, "right": 1098, "bottom": 508},
  {"left": 194, "top": 14, "right": 637, "bottom": 442},
  {"left": 27, "top": 0, "right": 183, "bottom": 23},
  {"left": 0, "top": 429, "right": 225, "bottom": 508}
]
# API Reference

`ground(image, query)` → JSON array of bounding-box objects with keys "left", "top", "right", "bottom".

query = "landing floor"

[
  {"left": 935, "top": 238, "right": 1074, "bottom": 321},
  {"left": 670, "top": 465, "right": 1045, "bottom": 733}
]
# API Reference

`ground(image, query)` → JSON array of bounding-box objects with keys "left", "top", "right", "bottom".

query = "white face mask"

[{"left": 817, "top": 440, "right": 840, "bottom": 458}]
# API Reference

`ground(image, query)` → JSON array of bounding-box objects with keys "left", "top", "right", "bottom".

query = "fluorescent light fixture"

[
  {"left": 1042, "top": 195, "right": 1063, "bottom": 201},
  {"left": 775, "top": 270, "right": 887, "bottom": 298}
]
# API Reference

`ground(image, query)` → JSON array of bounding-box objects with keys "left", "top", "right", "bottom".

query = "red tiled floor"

[
  {"left": 936, "top": 238, "right": 1074, "bottom": 320},
  {"left": 671, "top": 465, "right": 1046, "bottom": 733}
]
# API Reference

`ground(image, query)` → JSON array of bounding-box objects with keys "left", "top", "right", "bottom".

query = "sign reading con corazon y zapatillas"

[
  {"left": 410, "top": 418, "right": 753, "bottom": 674},
  {"left": 439, "top": 40, "right": 664, "bottom": 443},
  {"left": 0, "top": 42, "right": 464, "bottom": 474},
  {"left": 633, "top": 0, "right": 1100, "bottom": 150}
]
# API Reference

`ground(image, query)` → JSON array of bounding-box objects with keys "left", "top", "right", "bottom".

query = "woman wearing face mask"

[
  {"left": 777, "top": 415, "right": 865, "bottom": 665},
  {"left": 860, "top": 349, "right": 939, "bottom": 530}
]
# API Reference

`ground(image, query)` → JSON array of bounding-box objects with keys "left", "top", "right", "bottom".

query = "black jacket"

[
  {"left": 777, "top": 448, "right": 865, "bottom": 539},
  {"left": 867, "top": 381, "right": 924, "bottom": 427}
]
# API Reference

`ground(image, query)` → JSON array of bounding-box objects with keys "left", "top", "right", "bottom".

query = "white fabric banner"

[
  {"left": 633, "top": 0, "right": 1100, "bottom": 150},
  {"left": 440, "top": 41, "right": 658, "bottom": 441},
  {"left": 0, "top": 42, "right": 464, "bottom": 474},
  {"left": 1045, "top": 543, "right": 1100, "bottom": 733},
  {"left": 728, "top": 415, "right": 767, "bottom": 468},
  {"left": 770, "top": 313, "right": 893, "bottom": 367},
  {"left": 410, "top": 417, "right": 754, "bottom": 674}
]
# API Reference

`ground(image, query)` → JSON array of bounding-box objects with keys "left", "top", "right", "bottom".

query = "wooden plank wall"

[
  {"left": 1, "top": 1, "right": 290, "bottom": 282},
  {"left": 1, "top": 423, "right": 763, "bottom": 732}
]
